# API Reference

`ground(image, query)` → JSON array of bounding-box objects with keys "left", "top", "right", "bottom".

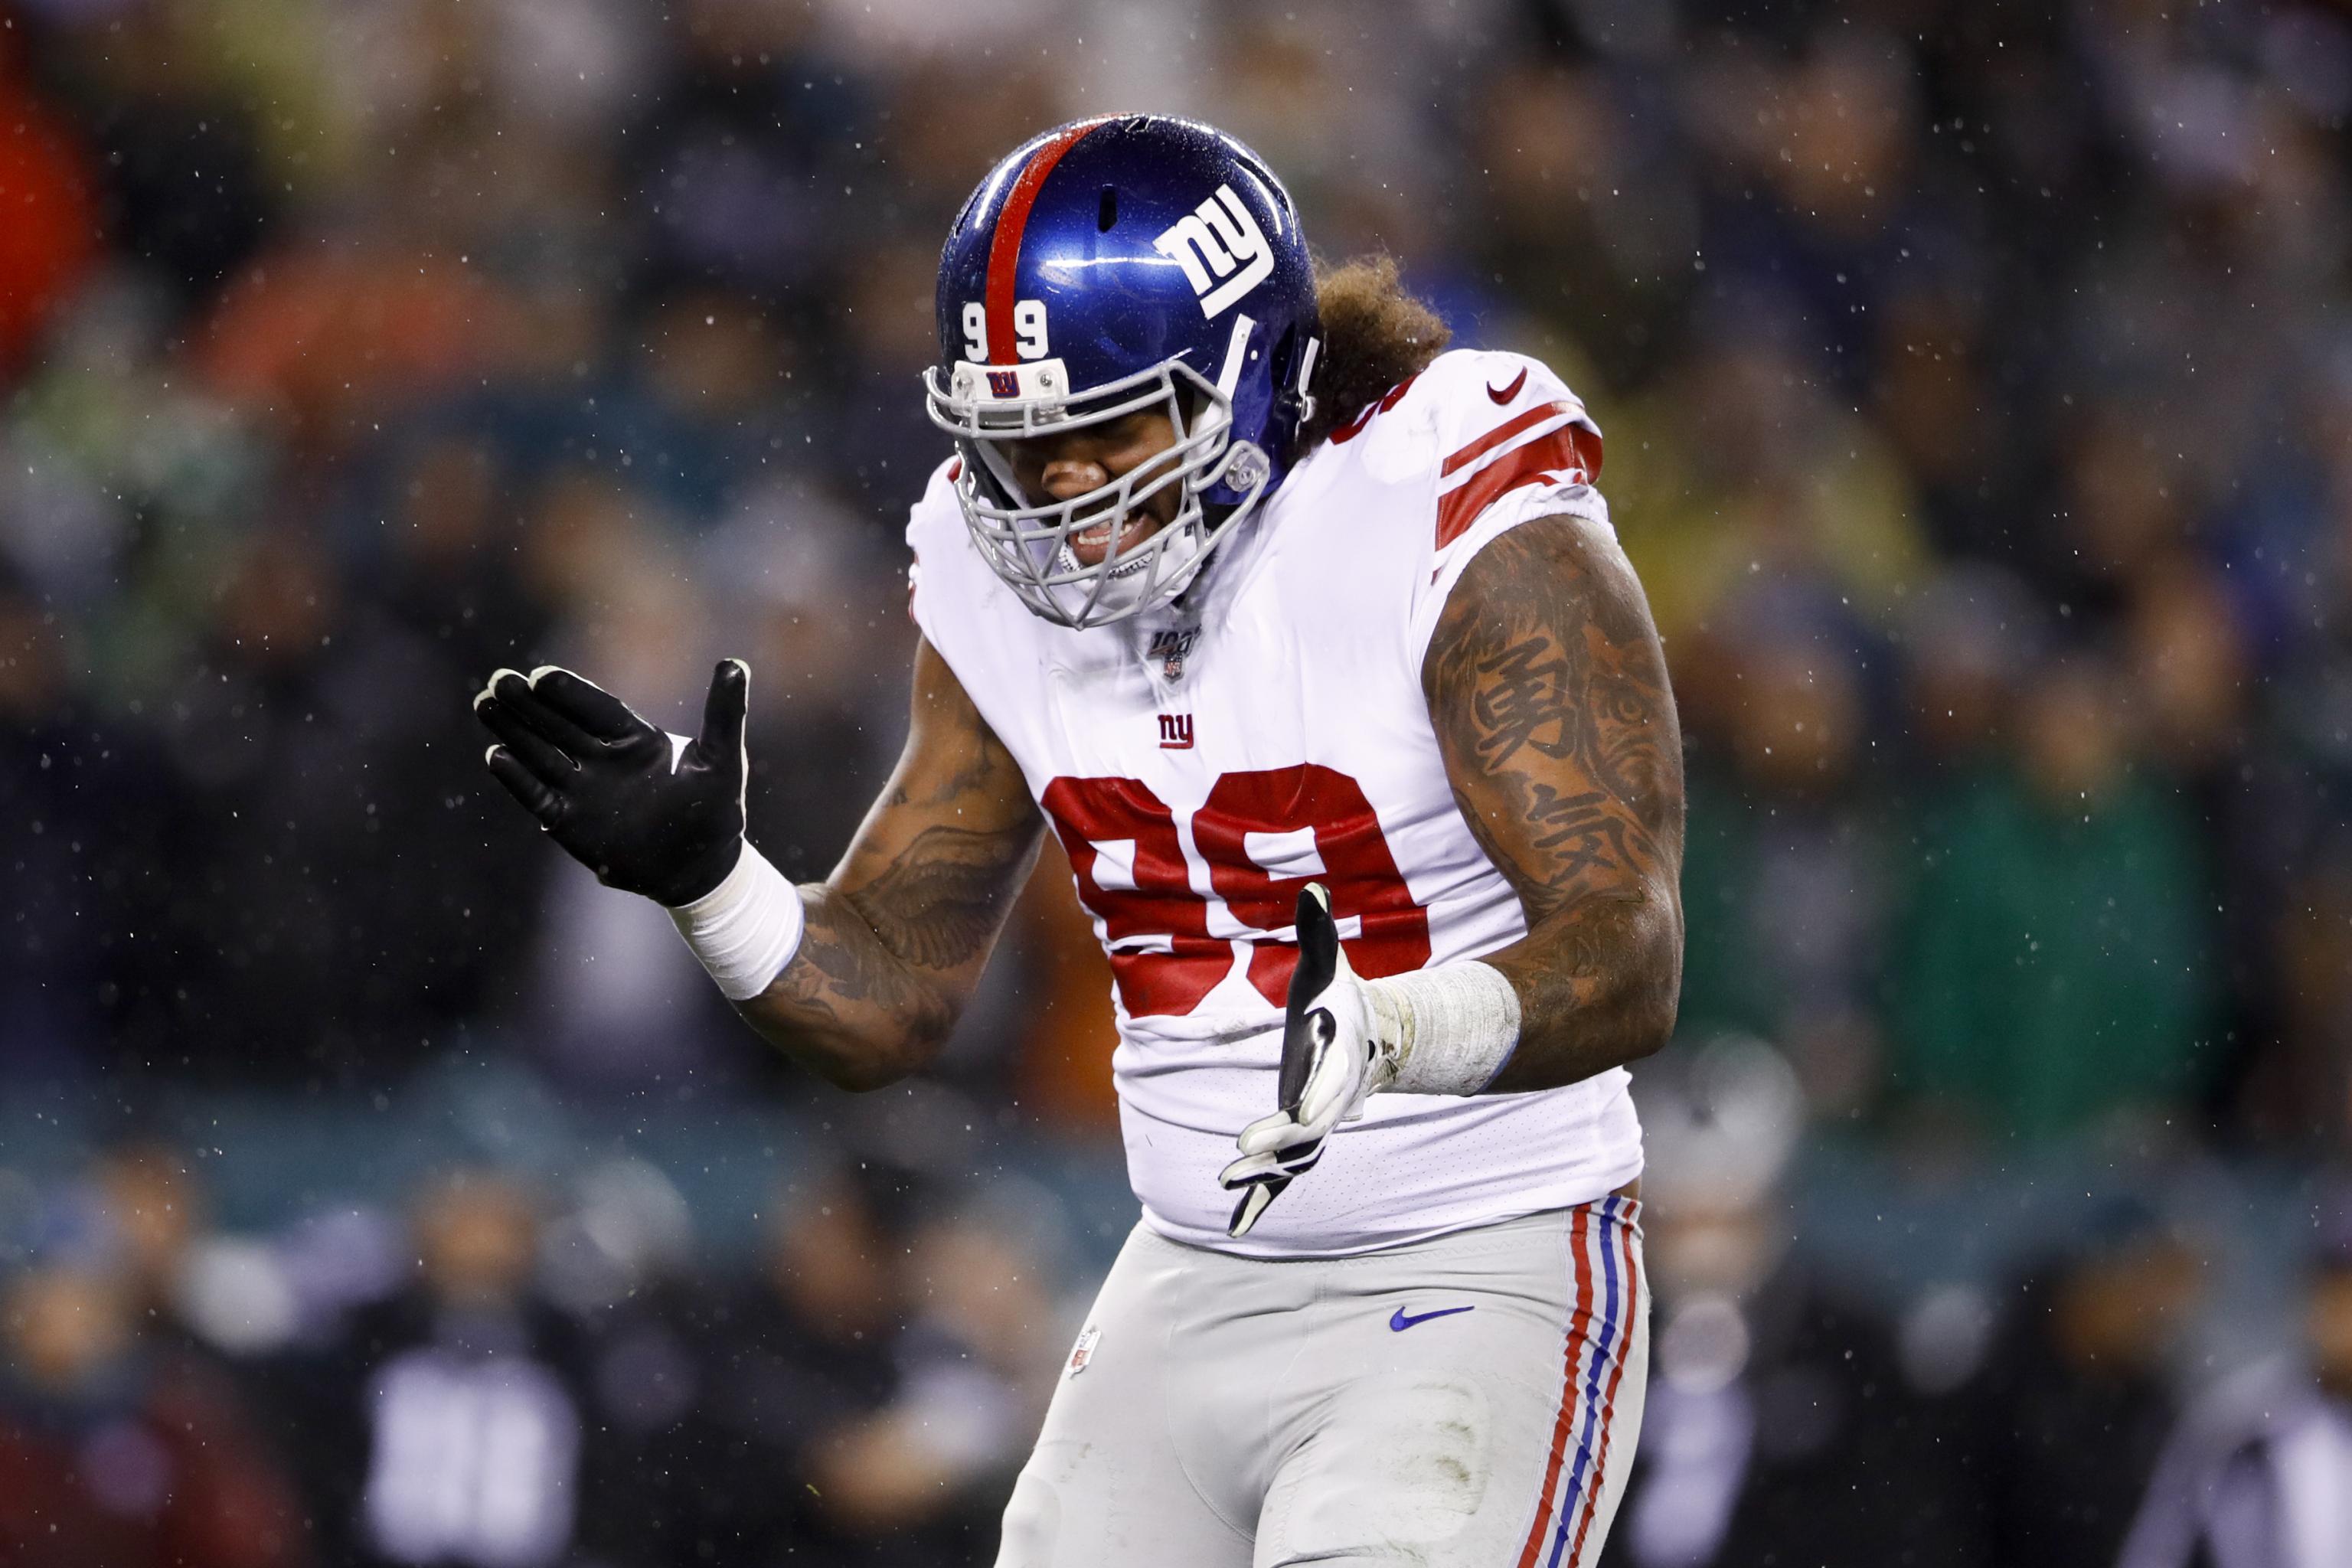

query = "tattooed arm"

[
  {"left": 737, "top": 638, "right": 1044, "bottom": 1089},
  {"left": 1422, "top": 513, "right": 1685, "bottom": 1092}
]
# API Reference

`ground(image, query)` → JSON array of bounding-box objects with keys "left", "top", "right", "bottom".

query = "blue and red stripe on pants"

[{"left": 1517, "top": 1193, "right": 1645, "bottom": 1568}]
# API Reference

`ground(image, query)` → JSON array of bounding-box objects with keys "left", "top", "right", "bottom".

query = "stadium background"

[{"left": 4, "top": 0, "right": 2351, "bottom": 1563}]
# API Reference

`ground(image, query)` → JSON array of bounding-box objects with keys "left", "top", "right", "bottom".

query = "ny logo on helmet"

[{"left": 1153, "top": 185, "right": 1272, "bottom": 319}]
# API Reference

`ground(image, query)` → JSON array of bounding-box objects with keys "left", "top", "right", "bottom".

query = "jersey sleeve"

[
  {"left": 1400, "top": 349, "right": 1611, "bottom": 666},
  {"left": 903, "top": 456, "right": 965, "bottom": 653}
]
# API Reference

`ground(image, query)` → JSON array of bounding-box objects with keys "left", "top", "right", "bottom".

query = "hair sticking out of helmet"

[
  {"left": 1295, "top": 256, "right": 1452, "bottom": 454},
  {"left": 924, "top": 116, "right": 1322, "bottom": 629}
]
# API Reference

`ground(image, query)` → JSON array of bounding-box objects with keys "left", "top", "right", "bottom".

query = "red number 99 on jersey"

[{"left": 1039, "top": 764, "right": 1432, "bottom": 1018}]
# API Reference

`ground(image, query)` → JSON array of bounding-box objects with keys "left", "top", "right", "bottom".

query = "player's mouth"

[{"left": 1066, "top": 511, "right": 1167, "bottom": 568}]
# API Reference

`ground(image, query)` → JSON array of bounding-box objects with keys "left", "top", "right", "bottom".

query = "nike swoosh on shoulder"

[
  {"left": 1389, "top": 1305, "right": 1477, "bottom": 1331},
  {"left": 1485, "top": 367, "right": 1527, "bottom": 403}
]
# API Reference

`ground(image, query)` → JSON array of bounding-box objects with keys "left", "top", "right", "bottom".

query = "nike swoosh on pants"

[{"left": 1389, "top": 1305, "right": 1477, "bottom": 1331}]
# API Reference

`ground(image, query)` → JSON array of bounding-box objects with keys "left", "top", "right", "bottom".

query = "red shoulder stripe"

[
  {"left": 983, "top": 118, "right": 1114, "bottom": 364},
  {"left": 1435, "top": 424, "right": 1602, "bottom": 549},
  {"left": 1442, "top": 400, "right": 1585, "bottom": 478}
]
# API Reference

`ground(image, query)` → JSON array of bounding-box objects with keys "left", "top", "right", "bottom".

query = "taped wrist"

[
  {"left": 1363, "top": 962, "right": 1522, "bottom": 1096},
  {"left": 668, "top": 842, "right": 805, "bottom": 1001}
]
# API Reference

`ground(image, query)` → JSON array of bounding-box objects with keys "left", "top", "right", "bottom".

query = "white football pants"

[{"left": 995, "top": 1194, "right": 1648, "bottom": 1568}]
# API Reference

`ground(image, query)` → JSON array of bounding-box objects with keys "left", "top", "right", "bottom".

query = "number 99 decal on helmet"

[{"left": 922, "top": 115, "right": 1322, "bottom": 629}]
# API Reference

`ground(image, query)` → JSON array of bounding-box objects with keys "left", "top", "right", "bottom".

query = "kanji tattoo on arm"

[{"left": 1422, "top": 514, "right": 1685, "bottom": 1093}]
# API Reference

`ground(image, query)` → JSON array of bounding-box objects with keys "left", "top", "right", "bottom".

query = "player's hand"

[
  {"left": 474, "top": 660, "right": 750, "bottom": 907},
  {"left": 1219, "top": 884, "right": 1398, "bottom": 1237}
]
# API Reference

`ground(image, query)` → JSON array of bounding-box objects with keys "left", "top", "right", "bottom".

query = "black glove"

[
  {"left": 1220, "top": 884, "right": 1369, "bottom": 1238},
  {"left": 474, "top": 661, "right": 750, "bottom": 906}
]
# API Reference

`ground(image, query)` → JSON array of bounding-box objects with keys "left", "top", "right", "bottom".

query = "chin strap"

[{"left": 1292, "top": 333, "right": 1322, "bottom": 427}]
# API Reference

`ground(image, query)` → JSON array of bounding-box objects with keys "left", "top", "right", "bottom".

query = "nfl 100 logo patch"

[{"left": 1146, "top": 625, "right": 1200, "bottom": 682}]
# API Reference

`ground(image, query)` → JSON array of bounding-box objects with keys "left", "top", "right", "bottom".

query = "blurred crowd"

[
  {"left": 5, "top": 0, "right": 2351, "bottom": 1138},
  {"left": 0, "top": 1112, "right": 1080, "bottom": 1567},
  {"left": 6, "top": 0, "right": 2352, "bottom": 1560},
  {"left": 9, "top": 1061, "right": 2352, "bottom": 1567}
]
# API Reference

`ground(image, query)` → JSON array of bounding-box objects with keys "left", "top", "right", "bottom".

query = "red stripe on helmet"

[{"left": 984, "top": 117, "right": 1115, "bottom": 364}]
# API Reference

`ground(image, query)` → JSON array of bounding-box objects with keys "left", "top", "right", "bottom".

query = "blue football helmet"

[{"left": 923, "top": 115, "right": 1322, "bottom": 629}]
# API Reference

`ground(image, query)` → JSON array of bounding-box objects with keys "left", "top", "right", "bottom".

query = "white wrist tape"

[
  {"left": 667, "top": 842, "right": 806, "bottom": 1001},
  {"left": 1364, "top": 961, "right": 1523, "bottom": 1096}
]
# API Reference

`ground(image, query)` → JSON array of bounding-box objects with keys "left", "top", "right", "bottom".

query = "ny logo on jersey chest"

[{"left": 1158, "top": 713, "right": 1194, "bottom": 750}]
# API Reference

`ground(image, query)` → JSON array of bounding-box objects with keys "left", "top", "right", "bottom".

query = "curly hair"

[{"left": 1295, "top": 256, "right": 1452, "bottom": 453}]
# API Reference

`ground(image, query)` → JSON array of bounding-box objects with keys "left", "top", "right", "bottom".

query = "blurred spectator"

[
  {"left": 40, "top": 2, "right": 276, "bottom": 312},
  {"left": 1895, "top": 564, "right": 2047, "bottom": 779},
  {"left": 89, "top": 1143, "right": 204, "bottom": 1324},
  {"left": 692, "top": 1153, "right": 1040, "bottom": 1564},
  {"left": 540, "top": 1158, "right": 716, "bottom": 1566},
  {"left": 1675, "top": 625, "right": 1891, "bottom": 1114},
  {"left": 77, "top": 1141, "right": 304, "bottom": 1369},
  {"left": 2118, "top": 1187, "right": 2352, "bottom": 1568},
  {"left": 621, "top": 0, "right": 864, "bottom": 302},
  {"left": 0, "top": 33, "right": 97, "bottom": 378},
  {"left": 1602, "top": 1040, "right": 1968, "bottom": 1568},
  {"left": 197, "top": 247, "right": 523, "bottom": 469},
  {"left": 1890, "top": 652, "right": 2223, "bottom": 1140},
  {"left": 1952, "top": 1204, "right": 2204, "bottom": 1566},
  {"left": 0, "top": 582, "right": 106, "bottom": 1074},
  {"left": 2243, "top": 851, "right": 2352, "bottom": 1148},
  {"left": 1465, "top": 60, "right": 1698, "bottom": 389},
  {"left": 1609, "top": 328, "right": 1932, "bottom": 648},
  {"left": 893, "top": 1187, "right": 1067, "bottom": 1503},
  {"left": 284, "top": 1169, "right": 591, "bottom": 1568},
  {"left": 0, "top": 1261, "right": 307, "bottom": 1568}
]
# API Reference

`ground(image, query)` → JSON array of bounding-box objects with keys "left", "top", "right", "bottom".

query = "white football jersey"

[{"left": 906, "top": 347, "right": 1645, "bottom": 1256}]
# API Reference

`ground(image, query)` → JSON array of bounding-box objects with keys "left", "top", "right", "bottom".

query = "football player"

[{"left": 474, "top": 115, "right": 1683, "bottom": 1566}]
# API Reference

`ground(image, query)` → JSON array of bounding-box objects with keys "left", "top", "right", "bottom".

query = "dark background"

[{"left": 3, "top": 0, "right": 2351, "bottom": 1563}]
